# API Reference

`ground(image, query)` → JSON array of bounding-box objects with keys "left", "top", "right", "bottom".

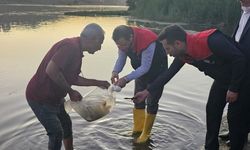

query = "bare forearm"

[
  {"left": 54, "top": 72, "right": 73, "bottom": 92},
  {"left": 46, "top": 60, "right": 72, "bottom": 93},
  {"left": 73, "top": 76, "right": 103, "bottom": 87}
]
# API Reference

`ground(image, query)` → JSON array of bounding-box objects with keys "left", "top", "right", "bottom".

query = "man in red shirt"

[{"left": 26, "top": 23, "right": 110, "bottom": 150}]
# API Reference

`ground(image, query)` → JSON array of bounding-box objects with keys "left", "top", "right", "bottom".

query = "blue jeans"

[{"left": 27, "top": 99, "right": 72, "bottom": 150}]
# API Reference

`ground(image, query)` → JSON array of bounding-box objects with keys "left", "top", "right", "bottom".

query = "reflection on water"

[
  {"left": 0, "top": 5, "right": 213, "bottom": 150},
  {"left": 0, "top": 14, "right": 63, "bottom": 32},
  {"left": 0, "top": 4, "right": 127, "bottom": 32}
]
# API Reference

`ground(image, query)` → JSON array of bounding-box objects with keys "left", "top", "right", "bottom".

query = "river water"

[{"left": 0, "top": 4, "right": 214, "bottom": 150}]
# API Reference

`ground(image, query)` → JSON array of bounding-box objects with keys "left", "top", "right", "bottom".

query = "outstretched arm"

[
  {"left": 148, "top": 58, "right": 184, "bottom": 93},
  {"left": 73, "top": 76, "right": 110, "bottom": 89},
  {"left": 111, "top": 49, "right": 127, "bottom": 83},
  {"left": 133, "top": 58, "right": 184, "bottom": 103},
  {"left": 114, "top": 42, "right": 156, "bottom": 88}
]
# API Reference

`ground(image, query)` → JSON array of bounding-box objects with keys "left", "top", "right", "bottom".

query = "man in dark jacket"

[
  {"left": 219, "top": 0, "right": 250, "bottom": 146},
  {"left": 134, "top": 25, "right": 248, "bottom": 150}
]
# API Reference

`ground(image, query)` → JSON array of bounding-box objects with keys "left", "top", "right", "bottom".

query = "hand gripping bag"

[{"left": 65, "top": 86, "right": 116, "bottom": 122}]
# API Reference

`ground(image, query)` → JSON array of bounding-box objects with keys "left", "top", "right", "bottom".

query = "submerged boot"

[
  {"left": 132, "top": 108, "right": 145, "bottom": 136},
  {"left": 134, "top": 113, "right": 156, "bottom": 144}
]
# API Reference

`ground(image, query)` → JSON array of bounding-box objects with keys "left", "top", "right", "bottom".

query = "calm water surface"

[{"left": 0, "top": 5, "right": 213, "bottom": 150}]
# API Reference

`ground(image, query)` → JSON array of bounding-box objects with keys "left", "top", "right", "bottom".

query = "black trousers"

[
  {"left": 134, "top": 77, "right": 164, "bottom": 114},
  {"left": 205, "top": 81, "right": 248, "bottom": 150}
]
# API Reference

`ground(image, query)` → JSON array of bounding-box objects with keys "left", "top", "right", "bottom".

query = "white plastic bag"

[{"left": 65, "top": 87, "right": 116, "bottom": 122}]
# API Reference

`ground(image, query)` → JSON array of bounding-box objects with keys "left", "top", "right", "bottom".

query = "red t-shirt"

[{"left": 26, "top": 37, "right": 83, "bottom": 105}]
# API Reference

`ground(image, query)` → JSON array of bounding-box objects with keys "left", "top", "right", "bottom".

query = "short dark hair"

[
  {"left": 158, "top": 25, "right": 187, "bottom": 44},
  {"left": 112, "top": 25, "right": 133, "bottom": 42}
]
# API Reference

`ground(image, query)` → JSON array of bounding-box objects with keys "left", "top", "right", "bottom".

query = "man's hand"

[
  {"left": 68, "top": 89, "right": 82, "bottom": 102},
  {"left": 111, "top": 72, "right": 119, "bottom": 84},
  {"left": 226, "top": 90, "right": 238, "bottom": 103},
  {"left": 98, "top": 81, "right": 110, "bottom": 89},
  {"left": 133, "top": 90, "right": 150, "bottom": 103},
  {"left": 114, "top": 77, "right": 127, "bottom": 88}
]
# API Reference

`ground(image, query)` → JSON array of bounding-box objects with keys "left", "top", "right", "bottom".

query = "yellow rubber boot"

[
  {"left": 135, "top": 113, "right": 156, "bottom": 144},
  {"left": 132, "top": 108, "right": 145, "bottom": 136}
]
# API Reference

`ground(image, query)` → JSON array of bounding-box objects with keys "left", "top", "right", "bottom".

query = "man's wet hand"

[
  {"left": 98, "top": 81, "right": 110, "bottom": 89},
  {"left": 133, "top": 90, "right": 150, "bottom": 103},
  {"left": 114, "top": 77, "right": 127, "bottom": 88},
  {"left": 68, "top": 89, "right": 82, "bottom": 102},
  {"left": 111, "top": 72, "right": 119, "bottom": 84},
  {"left": 226, "top": 90, "right": 238, "bottom": 103}
]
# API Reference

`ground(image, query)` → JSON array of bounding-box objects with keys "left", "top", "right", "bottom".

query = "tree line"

[{"left": 127, "top": 0, "right": 241, "bottom": 32}]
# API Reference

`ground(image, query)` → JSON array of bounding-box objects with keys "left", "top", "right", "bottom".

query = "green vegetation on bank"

[{"left": 127, "top": 0, "right": 241, "bottom": 28}]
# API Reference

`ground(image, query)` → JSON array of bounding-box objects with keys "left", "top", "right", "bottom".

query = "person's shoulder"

[
  {"left": 60, "top": 37, "right": 78, "bottom": 44},
  {"left": 59, "top": 37, "right": 80, "bottom": 50}
]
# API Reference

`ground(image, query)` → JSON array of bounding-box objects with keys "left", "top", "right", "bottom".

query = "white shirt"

[{"left": 235, "top": 6, "right": 250, "bottom": 42}]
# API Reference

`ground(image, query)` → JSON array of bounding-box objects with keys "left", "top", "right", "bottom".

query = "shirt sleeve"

[
  {"left": 51, "top": 43, "right": 77, "bottom": 71},
  {"left": 147, "top": 58, "right": 185, "bottom": 94},
  {"left": 112, "top": 49, "right": 127, "bottom": 74},
  {"left": 125, "top": 42, "right": 156, "bottom": 82}
]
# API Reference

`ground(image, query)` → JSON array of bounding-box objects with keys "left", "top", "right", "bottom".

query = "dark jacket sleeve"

[
  {"left": 147, "top": 58, "right": 185, "bottom": 94},
  {"left": 209, "top": 32, "right": 246, "bottom": 92}
]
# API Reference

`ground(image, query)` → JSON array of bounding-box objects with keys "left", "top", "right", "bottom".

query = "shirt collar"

[{"left": 242, "top": 6, "right": 250, "bottom": 13}]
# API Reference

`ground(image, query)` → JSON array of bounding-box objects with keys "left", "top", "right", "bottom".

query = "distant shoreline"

[
  {"left": 0, "top": 3, "right": 126, "bottom": 6},
  {"left": 64, "top": 10, "right": 129, "bottom": 16},
  {"left": 0, "top": 2, "right": 126, "bottom": 6},
  {"left": 0, "top": 4, "right": 128, "bottom": 15}
]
